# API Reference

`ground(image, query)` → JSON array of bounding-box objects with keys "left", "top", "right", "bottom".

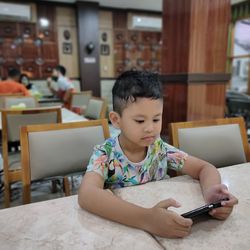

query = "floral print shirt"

[{"left": 86, "top": 136, "right": 188, "bottom": 189}]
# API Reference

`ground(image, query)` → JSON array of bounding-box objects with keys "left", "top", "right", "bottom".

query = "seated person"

[
  {"left": 0, "top": 68, "right": 30, "bottom": 96},
  {"left": 78, "top": 70, "right": 238, "bottom": 239},
  {"left": 47, "top": 65, "right": 74, "bottom": 108},
  {"left": 19, "top": 73, "right": 34, "bottom": 90}
]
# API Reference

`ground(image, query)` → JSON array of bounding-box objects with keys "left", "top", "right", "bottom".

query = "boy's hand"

[
  {"left": 144, "top": 198, "right": 193, "bottom": 238},
  {"left": 204, "top": 184, "right": 238, "bottom": 220}
]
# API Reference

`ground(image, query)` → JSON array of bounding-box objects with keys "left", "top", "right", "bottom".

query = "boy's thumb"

[{"left": 154, "top": 198, "right": 181, "bottom": 209}]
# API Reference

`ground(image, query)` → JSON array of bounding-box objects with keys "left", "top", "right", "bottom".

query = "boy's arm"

[
  {"left": 78, "top": 171, "right": 193, "bottom": 238},
  {"left": 181, "top": 155, "right": 238, "bottom": 219}
]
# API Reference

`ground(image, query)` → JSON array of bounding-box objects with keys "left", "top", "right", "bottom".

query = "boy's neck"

[{"left": 118, "top": 135, "right": 147, "bottom": 163}]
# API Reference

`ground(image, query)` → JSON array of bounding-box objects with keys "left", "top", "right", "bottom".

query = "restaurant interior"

[{"left": 0, "top": 0, "right": 250, "bottom": 249}]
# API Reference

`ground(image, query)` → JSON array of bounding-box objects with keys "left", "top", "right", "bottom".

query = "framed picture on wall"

[
  {"left": 63, "top": 42, "right": 72, "bottom": 54},
  {"left": 100, "top": 44, "right": 110, "bottom": 55}
]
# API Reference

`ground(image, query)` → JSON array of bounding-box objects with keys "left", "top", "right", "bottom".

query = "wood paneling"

[
  {"left": 161, "top": 83, "right": 187, "bottom": 136},
  {"left": 0, "top": 3, "right": 58, "bottom": 79},
  {"left": 56, "top": 7, "right": 79, "bottom": 78},
  {"left": 161, "top": 0, "right": 230, "bottom": 136},
  {"left": 187, "top": 83, "right": 226, "bottom": 120},
  {"left": 114, "top": 29, "right": 162, "bottom": 77},
  {"left": 113, "top": 11, "right": 127, "bottom": 29}
]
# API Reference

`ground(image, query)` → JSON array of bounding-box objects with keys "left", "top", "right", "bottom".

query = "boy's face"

[{"left": 110, "top": 97, "right": 163, "bottom": 148}]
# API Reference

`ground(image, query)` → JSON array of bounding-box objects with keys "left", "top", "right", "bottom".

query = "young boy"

[{"left": 78, "top": 71, "right": 238, "bottom": 238}]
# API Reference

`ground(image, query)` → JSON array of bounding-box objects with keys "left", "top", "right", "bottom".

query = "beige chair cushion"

[
  {"left": 85, "top": 99, "right": 103, "bottom": 119},
  {"left": 178, "top": 124, "right": 246, "bottom": 168},
  {"left": 28, "top": 125, "right": 106, "bottom": 180},
  {"left": 7, "top": 112, "right": 58, "bottom": 142},
  {"left": 71, "top": 94, "right": 91, "bottom": 108}
]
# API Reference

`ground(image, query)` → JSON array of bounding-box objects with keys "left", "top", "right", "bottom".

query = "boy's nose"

[{"left": 144, "top": 123, "right": 154, "bottom": 133}]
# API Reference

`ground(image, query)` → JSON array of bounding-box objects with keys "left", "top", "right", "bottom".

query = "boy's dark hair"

[
  {"left": 55, "top": 65, "right": 66, "bottom": 76},
  {"left": 8, "top": 68, "right": 21, "bottom": 78},
  {"left": 112, "top": 70, "right": 163, "bottom": 115}
]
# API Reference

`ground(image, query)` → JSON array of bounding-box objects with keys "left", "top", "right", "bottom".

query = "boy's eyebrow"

[{"left": 133, "top": 113, "right": 162, "bottom": 118}]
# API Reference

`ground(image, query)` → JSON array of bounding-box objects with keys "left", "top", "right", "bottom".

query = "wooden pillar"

[
  {"left": 76, "top": 2, "right": 100, "bottom": 96},
  {"left": 161, "top": 0, "right": 231, "bottom": 135}
]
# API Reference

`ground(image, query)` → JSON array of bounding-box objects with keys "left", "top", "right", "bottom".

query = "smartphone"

[{"left": 181, "top": 198, "right": 229, "bottom": 219}]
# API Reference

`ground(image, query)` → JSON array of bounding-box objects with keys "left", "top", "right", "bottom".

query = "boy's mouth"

[{"left": 141, "top": 136, "right": 155, "bottom": 142}]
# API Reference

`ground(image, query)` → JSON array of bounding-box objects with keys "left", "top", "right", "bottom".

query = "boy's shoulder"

[{"left": 94, "top": 137, "right": 118, "bottom": 156}]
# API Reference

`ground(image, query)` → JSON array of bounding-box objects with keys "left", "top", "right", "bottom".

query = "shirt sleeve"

[
  {"left": 19, "top": 84, "right": 30, "bottom": 96},
  {"left": 86, "top": 144, "right": 109, "bottom": 180},
  {"left": 162, "top": 141, "right": 188, "bottom": 171}
]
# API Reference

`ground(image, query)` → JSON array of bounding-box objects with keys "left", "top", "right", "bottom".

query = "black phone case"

[{"left": 181, "top": 199, "right": 228, "bottom": 219}]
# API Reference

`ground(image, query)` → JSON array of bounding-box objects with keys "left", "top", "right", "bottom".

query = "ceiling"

[{"left": 46, "top": 0, "right": 245, "bottom": 12}]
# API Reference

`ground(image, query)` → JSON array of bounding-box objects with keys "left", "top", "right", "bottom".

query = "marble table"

[
  {"left": 115, "top": 163, "right": 250, "bottom": 250},
  {"left": 0, "top": 163, "right": 249, "bottom": 249}
]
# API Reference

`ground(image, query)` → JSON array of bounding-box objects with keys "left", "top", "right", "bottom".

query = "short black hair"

[
  {"left": 8, "top": 68, "right": 21, "bottom": 78},
  {"left": 112, "top": 70, "right": 163, "bottom": 115},
  {"left": 55, "top": 65, "right": 66, "bottom": 76}
]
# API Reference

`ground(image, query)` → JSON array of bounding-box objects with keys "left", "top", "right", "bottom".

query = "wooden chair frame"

[
  {"left": 169, "top": 117, "right": 250, "bottom": 162},
  {"left": 2, "top": 107, "right": 62, "bottom": 207},
  {"left": 20, "top": 119, "right": 110, "bottom": 204}
]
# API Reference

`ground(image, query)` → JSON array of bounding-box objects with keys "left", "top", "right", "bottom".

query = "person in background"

[
  {"left": 0, "top": 68, "right": 30, "bottom": 96},
  {"left": 78, "top": 70, "right": 238, "bottom": 239},
  {"left": 19, "top": 73, "right": 34, "bottom": 90},
  {"left": 47, "top": 65, "right": 74, "bottom": 108}
]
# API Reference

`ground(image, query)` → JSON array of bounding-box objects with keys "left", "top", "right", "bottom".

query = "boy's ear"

[{"left": 109, "top": 111, "right": 121, "bottom": 129}]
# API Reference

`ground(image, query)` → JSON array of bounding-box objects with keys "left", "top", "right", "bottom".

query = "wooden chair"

[
  {"left": 3, "top": 96, "right": 39, "bottom": 109},
  {"left": 169, "top": 117, "right": 250, "bottom": 168},
  {"left": 2, "top": 107, "right": 62, "bottom": 207},
  {"left": 69, "top": 90, "right": 92, "bottom": 114},
  {"left": 0, "top": 93, "right": 23, "bottom": 109},
  {"left": 84, "top": 97, "right": 107, "bottom": 119},
  {"left": 20, "top": 119, "right": 110, "bottom": 204}
]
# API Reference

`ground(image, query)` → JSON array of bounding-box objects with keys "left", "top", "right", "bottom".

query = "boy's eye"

[
  {"left": 153, "top": 119, "right": 160, "bottom": 123},
  {"left": 135, "top": 120, "right": 144, "bottom": 124}
]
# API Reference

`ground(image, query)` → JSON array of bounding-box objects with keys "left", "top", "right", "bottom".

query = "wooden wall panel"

[
  {"left": 161, "top": 83, "right": 187, "bottom": 135},
  {"left": 161, "top": 0, "right": 230, "bottom": 137},
  {"left": 187, "top": 83, "right": 226, "bottom": 120},
  {"left": 99, "top": 11, "right": 114, "bottom": 78},
  {"left": 161, "top": 0, "right": 191, "bottom": 74},
  {"left": 189, "top": 0, "right": 231, "bottom": 73},
  {"left": 56, "top": 7, "right": 79, "bottom": 78}
]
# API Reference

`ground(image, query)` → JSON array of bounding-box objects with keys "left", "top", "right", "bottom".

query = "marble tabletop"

[
  {"left": 0, "top": 163, "right": 249, "bottom": 249},
  {"left": 115, "top": 163, "right": 250, "bottom": 250}
]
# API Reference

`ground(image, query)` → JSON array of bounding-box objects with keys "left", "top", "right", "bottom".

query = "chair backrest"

[
  {"left": 169, "top": 117, "right": 250, "bottom": 168},
  {"left": 1, "top": 107, "right": 62, "bottom": 143},
  {"left": 84, "top": 97, "right": 107, "bottom": 119},
  {"left": 0, "top": 93, "right": 23, "bottom": 109},
  {"left": 21, "top": 119, "right": 110, "bottom": 182},
  {"left": 69, "top": 91, "right": 92, "bottom": 109},
  {"left": 3, "top": 96, "right": 38, "bottom": 109}
]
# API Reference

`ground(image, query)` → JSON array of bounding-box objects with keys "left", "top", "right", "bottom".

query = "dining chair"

[
  {"left": 169, "top": 117, "right": 250, "bottom": 168},
  {"left": 2, "top": 107, "right": 62, "bottom": 207},
  {"left": 0, "top": 93, "right": 23, "bottom": 109},
  {"left": 69, "top": 91, "right": 92, "bottom": 114},
  {"left": 3, "top": 96, "right": 39, "bottom": 109},
  {"left": 84, "top": 96, "right": 107, "bottom": 119},
  {"left": 20, "top": 119, "right": 110, "bottom": 204}
]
